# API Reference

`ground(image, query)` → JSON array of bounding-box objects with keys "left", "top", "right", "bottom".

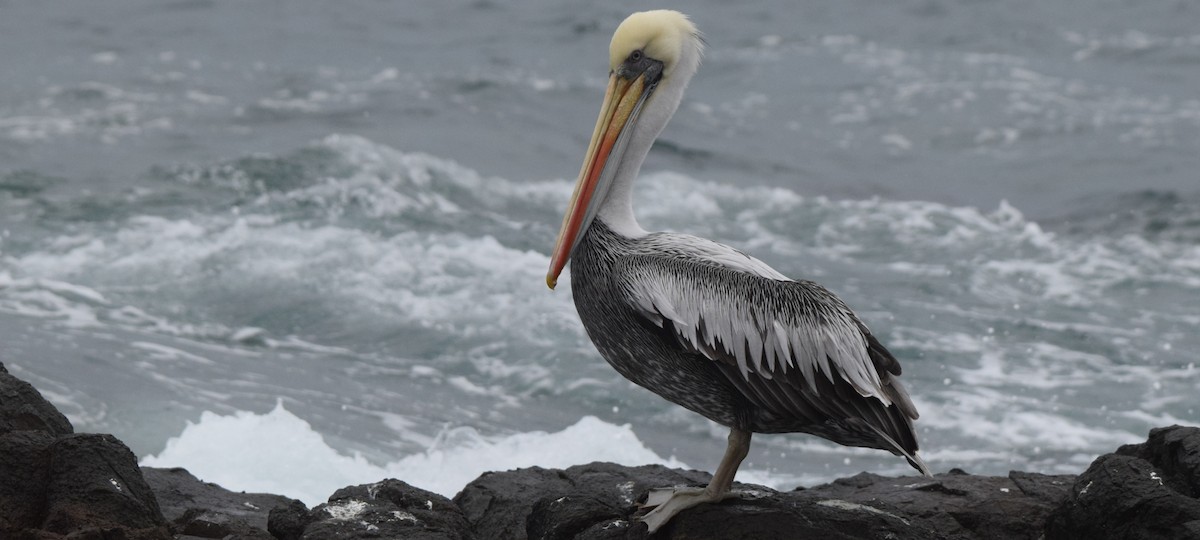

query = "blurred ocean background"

[{"left": 1, "top": 1, "right": 1197, "bottom": 504}]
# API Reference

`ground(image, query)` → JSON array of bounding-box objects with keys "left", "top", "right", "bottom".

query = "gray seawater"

[{"left": 2, "top": 0, "right": 1198, "bottom": 486}]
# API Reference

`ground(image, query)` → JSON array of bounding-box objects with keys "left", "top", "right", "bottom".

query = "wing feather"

[
  {"left": 616, "top": 244, "right": 923, "bottom": 460},
  {"left": 622, "top": 256, "right": 890, "bottom": 402}
]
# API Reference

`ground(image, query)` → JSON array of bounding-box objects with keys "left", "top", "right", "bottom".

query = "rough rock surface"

[
  {"left": 454, "top": 461, "right": 1072, "bottom": 539},
  {"left": 454, "top": 462, "right": 709, "bottom": 539},
  {"left": 269, "top": 479, "right": 470, "bottom": 539},
  {"left": 807, "top": 468, "right": 1074, "bottom": 540},
  {"left": 143, "top": 466, "right": 294, "bottom": 539},
  {"left": 0, "top": 362, "right": 171, "bottom": 540},
  {"left": 1045, "top": 425, "right": 1200, "bottom": 539}
]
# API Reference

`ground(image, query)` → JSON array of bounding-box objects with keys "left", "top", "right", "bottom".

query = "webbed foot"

[{"left": 635, "top": 486, "right": 740, "bottom": 533}]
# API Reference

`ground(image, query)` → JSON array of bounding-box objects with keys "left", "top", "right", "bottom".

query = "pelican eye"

[{"left": 619, "top": 49, "right": 662, "bottom": 83}]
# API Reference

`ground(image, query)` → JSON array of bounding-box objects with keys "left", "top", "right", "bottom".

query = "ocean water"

[{"left": 2, "top": 1, "right": 1198, "bottom": 504}]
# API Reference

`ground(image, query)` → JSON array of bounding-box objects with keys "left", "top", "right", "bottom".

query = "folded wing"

[{"left": 616, "top": 249, "right": 928, "bottom": 474}]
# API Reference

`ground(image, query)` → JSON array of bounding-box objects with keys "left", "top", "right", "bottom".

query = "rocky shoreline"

[{"left": 3, "top": 362, "right": 1198, "bottom": 539}]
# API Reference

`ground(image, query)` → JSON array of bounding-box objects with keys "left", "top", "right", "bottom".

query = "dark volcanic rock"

[
  {"left": 1117, "top": 424, "right": 1200, "bottom": 498},
  {"left": 0, "top": 429, "right": 59, "bottom": 531},
  {"left": 1045, "top": 425, "right": 1200, "bottom": 540},
  {"left": 0, "top": 362, "right": 73, "bottom": 436},
  {"left": 268, "top": 498, "right": 316, "bottom": 540},
  {"left": 807, "top": 469, "right": 1073, "bottom": 539},
  {"left": 41, "top": 433, "right": 168, "bottom": 535},
  {"left": 454, "top": 462, "right": 711, "bottom": 540},
  {"left": 0, "top": 361, "right": 170, "bottom": 540},
  {"left": 663, "top": 492, "right": 939, "bottom": 540},
  {"left": 455, "top": 462, "right": 1071, "bottom": 539},
  {"left": 143, "top": 466, "right": 293, "bottom": 539},
  {"left": 277, "top": 478, "right": 471, "bottom": 539},
  {"left": 37, "top": 435, "right": 171, "bottom": 539}
]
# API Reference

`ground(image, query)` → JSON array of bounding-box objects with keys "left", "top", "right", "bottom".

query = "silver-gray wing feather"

[{"left": 614, "top": 238, "right": 926, "bottom": 471}]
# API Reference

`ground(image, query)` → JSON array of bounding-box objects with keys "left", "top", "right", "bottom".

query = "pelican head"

[{"left": 547, "top": 10, "right": 704, "bottom": 289}]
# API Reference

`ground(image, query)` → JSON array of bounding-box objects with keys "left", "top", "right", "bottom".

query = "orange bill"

[{"left": 546, "top": 73, "right": 648, "bottom": 289}]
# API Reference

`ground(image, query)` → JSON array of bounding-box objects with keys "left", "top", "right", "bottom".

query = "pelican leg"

[{"left": 637, "top": 428, "right": 752, "bottom": 533}]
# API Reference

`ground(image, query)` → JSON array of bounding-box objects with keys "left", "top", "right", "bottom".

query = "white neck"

[{"left": 597, "top": 39, "right": 701, "bottom": 239}]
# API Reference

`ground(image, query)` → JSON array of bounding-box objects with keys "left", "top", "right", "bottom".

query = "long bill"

[{"left": 546, "top": 73, "right": 653, "bottom": 289}]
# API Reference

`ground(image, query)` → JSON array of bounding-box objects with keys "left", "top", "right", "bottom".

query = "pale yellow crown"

[{"left": 608, "top": 10, "right": 700, "bottom": 77}]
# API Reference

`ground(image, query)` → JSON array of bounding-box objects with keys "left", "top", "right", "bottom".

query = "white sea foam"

[{"left": 141, "top": 403, "right": 690, "bottom": 505}]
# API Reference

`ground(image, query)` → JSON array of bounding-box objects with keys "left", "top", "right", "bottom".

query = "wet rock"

[
  {"left": 0, "top": 361, "right": 170, "bottom": 540},
  {"left": 454, "top": 462, "right": 711, "bottom": 540},
  {"left": 1117, "top": 424, "right": 1200, "bottom": 497},
  {"left": 526, "top": 491, "right": 627, "bottom": 540},
  {"left": 143, "top": 466, "right": 292, "bottom": 538},
  {"left": 0, "top": 429, "right": 58, "bottom": 532},
  {"left": 455, "top": 461, "right": 1071, "bottom": 539},
  {"left": 268, "top": 498, "right": 315, "bottom": 540},
  {"left": 278, "top": 478, "right": 471, "bottom": 539},
  {"left": 1045, "top": 425, "right": 1200, "bottom": 540},
  {"left": 41, "top": 433, "right": 168, "bottom": 535},
  {"left": 662, "top": 491, "right": 941, "bottom": 540},
  {"left": 807, "top": 469, "right": 1073, "bottom": 539}
]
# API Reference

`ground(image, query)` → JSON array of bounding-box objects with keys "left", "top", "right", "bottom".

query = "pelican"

[{"left": 546, "top": 10, "right": 931, "bottom": 532}]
